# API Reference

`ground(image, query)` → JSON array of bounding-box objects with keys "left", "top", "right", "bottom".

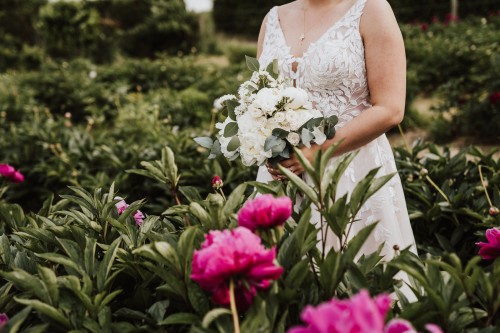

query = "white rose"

[
  {"left": 287, "top": 132, "right": 301, "bottom": 146},
  {"left": 255, "top": 88, "right": 280, "bottom": 113},
  {"left": 273, "top": 111, "right": 286, "bottom": 123},
  {"left": 282, "top": 87, "right": 308, "bottom": 109},
  {"left": 237, "top": 112, "right": 262, "bottom": 134},
  {"left": 248, "top": 103, "right": 264, "bottom": 118},
  {"left": 286, "top": 110, "right": 301, "bottom": 130}
]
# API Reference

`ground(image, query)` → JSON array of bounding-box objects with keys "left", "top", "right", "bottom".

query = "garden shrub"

[{"left": 0, "top": 146, "right": 498, "bottom": 332}]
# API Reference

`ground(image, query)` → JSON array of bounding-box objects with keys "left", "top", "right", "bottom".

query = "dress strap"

[{"left": 350, "top": 0, "right": 368, "bottom": 27}]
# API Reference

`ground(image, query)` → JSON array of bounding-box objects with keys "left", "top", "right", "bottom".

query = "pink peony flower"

[
  {"left": 191, "top": 227, "right": 283, "bottom": 310},
  {"left": 0, "top": 164, "right": 15, "bottom": 178},
  {"left": 288, "top": 290, "right": 392, "bottom": 333},
  {"left": 420, "top": 23, "right": 428, "bottom": 32},
  {"left": 476, "top": 228, "right": 500, "bottom": 260},
  {"left": 0, "top": 164, "right": 24, "bottom": 184},
  {"left": 115, "top": 197, "right": 145, "bottom": 226},
  {"left": 385, "top": 319, "right": 417, "bottom": 333},
  {"left": 238, "top": 194, "right": 292, "bottom": 231},
  {"left": 212, "top": 175, "right": 223, "bottom": 190},
  {"left": 288, "top": 291, "right": 444, "bottom": 333},
  {"left": 0, "top": 313, "right": 8, "bottom": 331}
]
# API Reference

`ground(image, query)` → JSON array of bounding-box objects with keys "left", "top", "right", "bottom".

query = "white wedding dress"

[{"left": 256, "top": 0, "right": 417, "bottom": 263}]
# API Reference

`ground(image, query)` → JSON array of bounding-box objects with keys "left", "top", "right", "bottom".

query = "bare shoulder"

[
  {"left": 276, "top": 1, "right": 302, "bottom": 19},
  {"left": 360, "top": 0, "right": 400, "bottom": 36}
]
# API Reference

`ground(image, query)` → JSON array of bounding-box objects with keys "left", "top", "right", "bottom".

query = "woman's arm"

[{"left": 273, "top": 0, "right": 406, "bottom": 176}]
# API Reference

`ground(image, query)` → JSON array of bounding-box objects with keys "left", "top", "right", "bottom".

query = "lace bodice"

[{"left": 259, "top": 0, "right": 371, "bottom": 127}]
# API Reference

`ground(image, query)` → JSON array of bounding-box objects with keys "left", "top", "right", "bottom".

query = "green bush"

[
  {"left": 0, "top": 146, "right": 498, "bottom": 332},
  {"left": 395, "top": 140, "right": 499, "bottom": 261}
]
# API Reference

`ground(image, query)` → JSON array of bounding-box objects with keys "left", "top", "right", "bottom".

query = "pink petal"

[
  {"left": 424, "top": 324, "right": 444, "bottom": 333},
  {"left": 0, "top": 164, "right": 15, "bottom": 178},
  {"left": 114, "top": 198, "right": 129, "bottom": 215},
  {"left": 385, "top": 319, "right": 417, "bottom": 333},
  {"left": 485, "top": 228, "right": 500, "bottom": 247},
  {"left": 476, "top": 242, "right": 500, "bottom": 260}
]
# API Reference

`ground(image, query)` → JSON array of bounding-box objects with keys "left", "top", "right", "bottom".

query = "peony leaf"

[
  {"left": 245, "top": 55, "right": 260, "bottom": 72},
  {"left": 194, "top": 137, "right": 214, "bottom": 149},
  {"left": 227, "top": 136, "right": 240, "bottom": 152},
  {"left": 201, "top": 308, "right": 232, "bottom": 328},
  {"left": 159, "top": 312, "right": 200, "bottom": 326},
  {"left": 223, "top": 122, "right": 238, "bottom": 137},
  {"left": 14, "top": 297, "right": 71, "bottom": 328},
  {"left": 278, "top": 166, "right": 318, "bottom": 202},
  {"left": 97, "top": 237, "right": 121, "bottom": 292}
]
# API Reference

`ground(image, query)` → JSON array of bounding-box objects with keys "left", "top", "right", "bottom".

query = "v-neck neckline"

[{"left": 274, "top": 0, "right": 360, "bottom": 61}]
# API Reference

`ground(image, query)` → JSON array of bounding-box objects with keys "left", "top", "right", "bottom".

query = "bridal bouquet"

[{"left": 195, "top": 56, "right": 337, "bottom": 167}]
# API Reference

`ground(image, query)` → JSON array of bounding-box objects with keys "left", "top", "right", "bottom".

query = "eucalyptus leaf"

[
  {"left": 194, "top": 137, "right": 214, "bottom": 149},
  {"left": 227, "top": 136, "right": 240, "bottom": 152},
  {"left": 245, "top": 55, "right": 260, "bottom": 71},
  {"left": 223, "top": 122, "right": 238, "bottom": 137}
]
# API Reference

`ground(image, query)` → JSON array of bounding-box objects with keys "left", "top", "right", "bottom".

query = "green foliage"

[
  {"left": 1, "top": 143, "right": 499, "bottom": 331},
  {"left": 37, "top": 1, "right": 104, "bottom": 60},
  {"left": 395, "top": 140, "right": 499, "bottom": 261},
  {"left": 212, "top": 0, "right": 289, "bottom": 37},
  {"left": 402, "top": 15, "right": 500, "bottom": 142},
  {"left": 388, "top": 0, "right": 499, "bottom": 23}
]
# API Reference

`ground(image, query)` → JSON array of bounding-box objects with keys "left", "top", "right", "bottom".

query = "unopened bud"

[
  {"left": 212, "top": 175, "right": 223, "bottom": 190},
  {"left": 420, "top": 168, "right": 429, "bottom": 177},
  {"left": 489, "top": 206, "right": 500, "bottom": 216}
]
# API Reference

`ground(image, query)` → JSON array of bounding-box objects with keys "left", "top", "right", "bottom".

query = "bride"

[{"left": 255, "top": 0, "right": 417, "bottom": 264}]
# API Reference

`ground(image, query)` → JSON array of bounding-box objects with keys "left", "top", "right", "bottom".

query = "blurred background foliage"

[{"left": 0, "top": 0, "right": 498, "bottom": 212}]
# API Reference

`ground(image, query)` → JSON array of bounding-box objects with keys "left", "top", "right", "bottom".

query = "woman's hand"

[{"left": 266, "top": 144, "right": 321, "bottom": 180}]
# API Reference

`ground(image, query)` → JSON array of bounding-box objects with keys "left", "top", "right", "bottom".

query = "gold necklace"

[{"left": 299, "top": 0, "right": 342, "bottom": 43}]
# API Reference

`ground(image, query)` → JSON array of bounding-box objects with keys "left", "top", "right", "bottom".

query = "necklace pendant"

[{"left": 299, "top": 33, "right": 305, "bottom": 41}]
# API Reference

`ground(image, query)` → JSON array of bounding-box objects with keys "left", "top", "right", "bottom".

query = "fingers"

[{"left": 267, "top": 163, "right": 304, "bottom": 179}]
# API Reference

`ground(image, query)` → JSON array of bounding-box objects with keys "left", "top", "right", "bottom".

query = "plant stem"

[
  {"left": 398, "top": 124, "right": 411, "bottom": 152},
  {"left": 229, "top": 279, "right": 241, "bottom": 333},
  {"left": 425, "top": 175, "right": 450, "bottom": 204},
  {"left": 478, "top": 165, "right": 494, "bottom": 208},
  {"left": 172, "top": 185, "right": 190, "bottom": 226},
  {"left": 218, "top": 188, "right": 226, "bottom": 201}
]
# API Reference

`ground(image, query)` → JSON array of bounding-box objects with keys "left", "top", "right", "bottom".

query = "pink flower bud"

[
  {"left": 115, "top": 196, "right": 145, "bottom": 227},
  {"left": 0, "top": 313, "right": 8, "bottom": 331},
  {"left": 212, "top": 175, "right": 223, "bottom": 190}
]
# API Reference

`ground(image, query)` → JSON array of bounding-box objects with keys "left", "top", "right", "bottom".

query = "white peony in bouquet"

[{"left": 195, "top": 56, "right": 337, "bottom": 167}]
